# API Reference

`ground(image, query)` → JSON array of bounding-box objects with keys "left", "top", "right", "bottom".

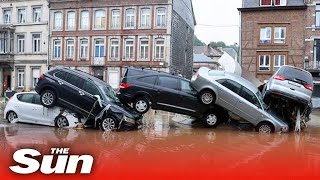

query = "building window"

[
  {"left": 125, "top": 9, "right": 135, "bottom": 28},
  {"left": 3, "top": 9, "right": 11, "bottom": 24},
  {"left": 260, "top": 0, "right": 272, "bottom": 6},
  {"left": 32, "top": 34, "right": 41, "bottom": 53},
  {"left": 139, "top": 39, "right": 149, "bottom": 60},
  {"left": 80, "top": 39, "right": 88, "bottom": 58},
  {"left": 314, "top": 40, "right": 320, "bottom": 68},
  {"left": 66, "top": 40, "right": 75, "bottom": 58},
  {"left": 274, "top": 55, "right": 286, "bottom": 71},
  {"left": 0, "top": 33, "right": 6, "bottom": 53},
  {"left": 32, "top": 68, "right": 40, "bottom": 88},
  {"left": 260, "top": 0, "right": 286, "bottom": 6},
  {"left": 155, "top": 39, "right": 165, "bottom": 59},
  {"left": 95, "top": 39, "right": 105, "bottom": 57},
  {"left": 33, "top": 7, "right": 41, "bottom": 22},
  {"left": 17, "top": 69, "right": 25, "bottom": 88},
  {"left": 17, "top": 35, "right": 25, "bottom": 53},
  {"left": 259, "top": 55, "right": 270, "bottom": 71},
  {"left": 274, "top": 27, "right": 286, "bottom": 44},
  {"left": 110, "top": 39, "right": 119, "bottom": 59},
  {"left": 156, "top": 8, "right": 166, "bottom": 27},
  {"left": 275, "top": 0, "right": 286, "bottom": 6},
  {"left": 94, "top": 10, "right": 106, "bottom": 29},
  {"left": 54, "top": 12, "right": 62, "bottom": 30},
  {"left": 80, "top": 11, "right": 89, "bottom": 29},
  {"left": 18, "top": 8, "right": 26, "bottom": 24},
  {"left": 124, "top": 39, "right": 134, "bottom": 59},
  {"left": 316, "top": 5, "right": 320, "bottom": 27},
  {"left": 111, "top": 9, "right": 120, "bottom": 28},
  {"left": 53, "top": 40, "right": 61, "bottom": 59},
  {"left": 260, "top": 27, "right": 271, "bottom": 44},
  {"left": 67, "top": 11, "right": 76, "bottom": 29},
  {"left": 140, "top": 8, "right": 150, "bottom": 28}
]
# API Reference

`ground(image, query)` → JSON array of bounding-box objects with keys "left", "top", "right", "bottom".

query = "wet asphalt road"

[{"left": 0, "top": 105, "right": 320, "bottom": 179}]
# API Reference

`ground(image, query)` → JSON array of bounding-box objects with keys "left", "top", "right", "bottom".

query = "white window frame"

[
  {"left": 94, "top": 10, "right": 106, "bottom": 29},
  {"left": 260, "top": 0, "right": 272, "bottom": 6},
  {"left": 53, "top": 39, "right": 61, "bottom": 59},
  {"left": 67, "top": 11, "right": 76, "bottom": 30},
  {"left": 111, "top": 9, "right": 121, "bottom": 29},
  {"left": 140, "top": 8, "right": 150, "bottom": 28},
  {"left": 80, "top": 10, "right": 90, "bottom": 29},
  {"left": 54, "top": 11, "right": 63, "bottom": 30},
  {"left": 155, "top": 38, "right": 165, "bottom": 59},
  {"left": 124, "top": 39, "right": 134, "bottom": 60},
  {"left": 94, "top": 39, "right": 105, "bottom": 58},
  {"left": 274, "top": 55, "right": 286, "bottom": 71},
  {"left": 17, "top": 68, "right": 25, "bottom": 88},
  {"left": 32, "top": 34, "right": 41, "bottom": 53},
  {"left": 17, "top": 34, "right": 25, "bottom": 53},
  {"left": 125, "top": 8, "right": 135, "bottom": 28},
  {"left": 17, "top": 8, "right": 26, "bottom": 24},
  {"left": 260, "top": 27, "right": 272, "bottom": 44},
  {"left": 33, "top": 7, "right": 42, "bottom": 23},
  {"left": 274, "top": 27, "right": 286, "bottom": 44},
  {"left": 3, "top": 9, "right": 11, "bottom": 24},
  {"left": 110, "top": 39, "right": 119, "bottom": 59},
  {"left": 259, "top": 55, "right": 271, "bottom": 71},
  {"left": 139, "top": 38, "right": 149, "bottom": 60},
  {"left": 32, "top": 68, "right": 40, "bottom": 88},
  {"left": 66, "top": 39, "right": 75, "bottom": 58},
  {"left": 156, "top": 7, "right": 166, "bottom": 27},
  {"left": 80, "top": 39, "right": 89, "bottom": 59},
  {"left": 275, "top": 0, "right": 286, "bottom": 6}
]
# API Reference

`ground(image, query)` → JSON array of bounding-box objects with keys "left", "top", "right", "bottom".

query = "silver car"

[{"left": 191, "top": 67, "right": 289, "bottom": 133}]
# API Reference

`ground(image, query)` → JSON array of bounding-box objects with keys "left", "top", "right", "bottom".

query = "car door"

[
  {"left": 32, "top": 94, "right": 51, "bottom": 125},
  {"left": 233, "top": 87, "right": 261, "bottom": 123},
  {"left": 154, "top": 76, "right": 184, "bottom": 114},
  {"left": 178, "top": 79, "right": 201, "bottom": 116},
  {"left": 15, "top": 94, "right": 37, "bottom": 122},
  {"left": 215, "top": 79, "right": 242, "bottom": 112},
  {"left": 81, "top": 80, "right": 103, "bottom": 117}
]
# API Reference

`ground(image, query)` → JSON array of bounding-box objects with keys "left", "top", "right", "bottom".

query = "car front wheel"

[
  {"left": 202, "top": 111, "right": 222, "bottom": 128},
  {"left": 256, "top": 122, "right": 275, "bottom": 133},
  {"left": 7, "top": 111, "right": 18, "bottom": 123},
  {"left": 100, "top": 117, "right": 118, "bottom": 131},
  {"left": 200, "top": 90, "right": 216, "bottom": 105},
  {"left": 41, "top": 90, "right": 57, "bottom": 108},
  {"left": 55, "top": 116, "right": 69, "bottom": 128},
  {"left": 133, "top": 97, "right": 150, "bottom": 114}
]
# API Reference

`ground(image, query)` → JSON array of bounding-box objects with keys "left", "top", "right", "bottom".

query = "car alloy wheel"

[
  {"left": 42, "top": 92, "right": 54, "bottom": 106},
  {"left": 7, "top": 111, "right": 18, "bottom": 123},
  {"left": 135, "top": 100, "right": 148, "bottom": 112},
  {"left": 201, "top": 92, "right": 213, "bottom": 105},
  {"left": 55, "top": 116, "right": 68, "bottom": 128},
  {"left": 101, "top": 118, "right": 116, "bottom": 131},
  {"left": 206, "top": 114, "right": 217, "bottom": 126},
  {"left": 259, "top": 125, "right": 272, "bottom": 133}
]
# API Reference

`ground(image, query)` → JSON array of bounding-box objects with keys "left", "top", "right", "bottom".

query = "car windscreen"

[
  {"left": 277, "top": 67, "right": 313, "bottom": 85},
  {"left": 101, "top": 85, "right": 120, "bottom": 103}
]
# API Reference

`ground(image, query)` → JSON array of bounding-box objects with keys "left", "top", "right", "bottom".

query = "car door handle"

[
  {"left": 58, "top": 80, "right": 64, "bottom": 85},
  {"left": 79, "top": 91, "right": 85, "bottom": 96}
]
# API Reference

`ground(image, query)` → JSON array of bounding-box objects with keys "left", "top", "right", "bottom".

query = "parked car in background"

[
  {"left": 4, "top": 92, "right": 79, "bottom": 127},
  {"left": 35, "top": 67, "right": 142, "bottom": 131},
  {"left": 262, "top": 65, "right": 314, "bottom": 128},
  {"left": 118, "top": 67, "right": 229, "bottom": 128},
  {"left": 191, "top": 67, "right": 289, "bottom": 133}
]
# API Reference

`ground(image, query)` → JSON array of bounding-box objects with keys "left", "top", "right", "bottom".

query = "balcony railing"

[{"left": 93, "top": 56, "right": 105, "bottom": 66}]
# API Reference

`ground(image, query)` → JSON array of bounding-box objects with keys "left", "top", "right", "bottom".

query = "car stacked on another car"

[
  {"left": 118, "top": 67, "right": 229, "bottom": 128},
  {"left": 191, "top": 67, "right": 289, "bottom": 133},
  {"left": 35, "top": 67, "right": 142, "bottom": 131}
]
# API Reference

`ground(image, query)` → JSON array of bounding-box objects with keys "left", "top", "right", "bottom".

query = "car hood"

[{"left": 106, "top": 101, "right": 142, "bottom": 120}]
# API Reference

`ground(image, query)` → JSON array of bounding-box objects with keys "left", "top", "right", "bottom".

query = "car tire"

[
  {"left": 256, "top": 122, "right": 275, "bottom": 133},
  {"left": 55, "top": 116, "right": 69, "bottom": 128},
  {"left": 202, "top": 111, "right": 222, "bottom": 128},
  {"left": 100, "top": 116, "right": 118, "bottom": 131},
  {"left": 7, "top": 111, "right": 18, "bottom": 123},
  {"left": 40, "top": 90, "right": 57, "bottom": 108},
  {"left": 200, "top": 90, "right": 216, "bottom": 105},
  {"left": 133, "top": 97, "right": 150, "bottom": 114}
]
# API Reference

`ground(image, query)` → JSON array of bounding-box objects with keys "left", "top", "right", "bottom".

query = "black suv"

[
  {"left": 35, "top": 67, "right": 142, "bottom": 131},
  {"left": 118, "top": 68, "right": 228, "bottom": 128}
]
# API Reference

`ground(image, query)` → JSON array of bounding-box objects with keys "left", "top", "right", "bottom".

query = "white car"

[{"left": 4, "top": 92, "right": 80, "bottom": 128}]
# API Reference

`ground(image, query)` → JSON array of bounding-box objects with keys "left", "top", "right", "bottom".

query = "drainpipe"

[{"left": 47, "top": 0, "right": 50, "bottom": 70}]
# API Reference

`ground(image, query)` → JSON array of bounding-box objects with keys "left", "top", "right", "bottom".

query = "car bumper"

[
  {"left": 117, "top": 92, "right": 133, "bottom": 104},
  {"left": 118, "top": 115, "right": 143, "bottom": 131}
]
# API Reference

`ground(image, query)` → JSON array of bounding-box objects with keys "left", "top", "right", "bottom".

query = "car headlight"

[{"left": 123, "top": 116, "right": 136, "bottom": 124}]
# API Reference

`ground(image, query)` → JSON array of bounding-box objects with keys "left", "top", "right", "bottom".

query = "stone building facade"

[
  {"left": 48, "top": 0, "right": 195, "bottom": 89},
  {"left": 0, "top": 0, "right": 49, "bottom": 95}
]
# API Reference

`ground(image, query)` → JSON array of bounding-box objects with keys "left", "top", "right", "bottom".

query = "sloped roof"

[
  {"left": 193, "top": 46, "right": 223, "bottom": 57},
  {"left": 223, "top": 48, "right": 237, "bottom": 60},
  {"left": 193, "top": 54, "right": 218, "bottom": 63}
]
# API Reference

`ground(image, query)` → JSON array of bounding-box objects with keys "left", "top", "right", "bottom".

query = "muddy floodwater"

[{"left": 0, "top": 110, "right": 320, "bottom": 179}]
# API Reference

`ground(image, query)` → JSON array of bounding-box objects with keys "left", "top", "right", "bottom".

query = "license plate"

[{"left": 288, "top": 81, "right": 300, "bottom": 87}]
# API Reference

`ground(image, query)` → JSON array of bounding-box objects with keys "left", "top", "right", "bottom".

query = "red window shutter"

[
  {"left": 275, "top": 0, "right": 280, "bottom": 5},
  {"left": 261, "top": 0, "right": 271, "bottom": 5}
]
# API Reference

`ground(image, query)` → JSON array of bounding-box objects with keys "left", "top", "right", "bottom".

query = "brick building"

[
  {"left": 0, "top": 0, "right": 49, "bottom": 95},
  {"left": 239, "top": 0, "right": 307, "bottom": 82},
  {"left": 48, "top": 0, "right": 196, "bottom": 89}
]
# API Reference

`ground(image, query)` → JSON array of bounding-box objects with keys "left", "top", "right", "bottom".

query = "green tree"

[
  {"left": 193, "top": 35, "right": 205, "bottom": 46},
  {"left": 209, "top": 41, "right": 226, "bottom": 47}
]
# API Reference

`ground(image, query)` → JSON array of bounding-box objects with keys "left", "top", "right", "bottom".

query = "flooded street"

[{"left": 0, "top": 110, "right": 320, "bottom": 179}]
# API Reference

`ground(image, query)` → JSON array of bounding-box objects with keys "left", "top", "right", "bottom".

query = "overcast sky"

[{"left": 192, "top": 0, "right": 242, "bottom": 45}]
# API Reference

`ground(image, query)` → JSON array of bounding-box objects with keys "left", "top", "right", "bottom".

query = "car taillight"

[
  {"left": 195, "top": 71, "right": 200, "bottom": 78},
  {"left": 40, "top": 74, "right": 44, "bottom": 80},
  {"left": 274, "top": 75, "right": 286, "bottom": 81},
  {"left": 304, "top": 84, "right": 313, "bottom": 91},
  {"left": 120, "top": 83, "right": 131, "bottom": 89}
]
